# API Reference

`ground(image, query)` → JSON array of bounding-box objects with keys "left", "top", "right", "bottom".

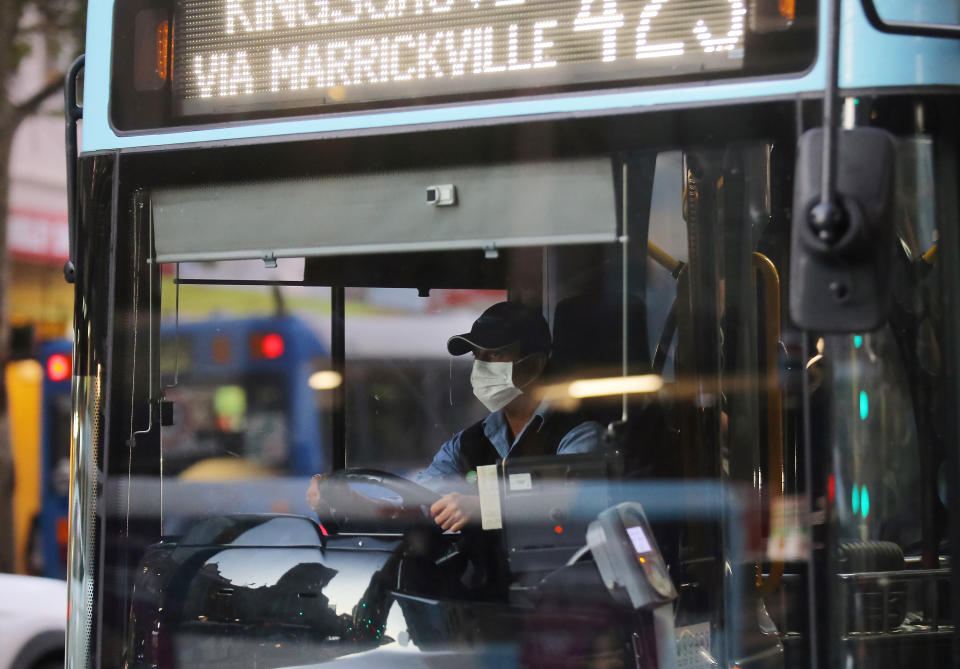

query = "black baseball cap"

[{"left": 447, "top": 302, "right": 551, "bottom": 356}]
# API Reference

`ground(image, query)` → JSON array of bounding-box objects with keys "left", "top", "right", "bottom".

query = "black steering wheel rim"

[{"left": 326, "top": 467, "right": 442, "bottom": 514}]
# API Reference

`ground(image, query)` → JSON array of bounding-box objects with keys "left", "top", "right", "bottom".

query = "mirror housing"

[
  {"left": 861, "top": 0, "right": 960, "bottom": 38},
  {"left": 789, "top": 127, "right": 897, "bottom": 332}
]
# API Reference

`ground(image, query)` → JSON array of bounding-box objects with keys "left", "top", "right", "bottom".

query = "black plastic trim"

[{"left": 64, "top": 55, "right": 85, "bottom": 284}]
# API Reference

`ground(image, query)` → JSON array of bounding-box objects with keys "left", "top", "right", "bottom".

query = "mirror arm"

[
  {"left": 808, "top": 0, "right": 846, "bottom": 246},
  {"left": 63, "top": 54, "right": 84, "bottom": 284}
]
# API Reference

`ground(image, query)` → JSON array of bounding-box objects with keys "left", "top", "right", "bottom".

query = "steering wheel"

[
  {"left": 323, "top": 470, "right": 504, "bottom": 598},
  {"left": 330, "top": 468, "right": 441, "bottom": 507},
  {"left": 317, "top": 468, "right": 442, "bottom": 531}
]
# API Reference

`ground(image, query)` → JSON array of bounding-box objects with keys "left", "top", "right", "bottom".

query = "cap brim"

[
  {"left": 446, "top": 334, "right": 478, "bottom": 356},
  {"left": 446, "top": 334, "right": 522, "bottom": 356}
]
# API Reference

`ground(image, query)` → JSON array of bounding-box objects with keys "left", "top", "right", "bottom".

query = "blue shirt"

[{"left": 416, "top": 401, "right": 605, "bottom": 493}]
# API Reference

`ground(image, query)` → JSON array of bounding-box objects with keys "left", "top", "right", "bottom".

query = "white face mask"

[{"left": 470, "top": 360, "right": 523, "bottom": 412}]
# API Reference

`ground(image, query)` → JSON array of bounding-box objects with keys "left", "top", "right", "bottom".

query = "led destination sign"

[{"left": 172, "top": 0, "right": 747, "bottom": 115}]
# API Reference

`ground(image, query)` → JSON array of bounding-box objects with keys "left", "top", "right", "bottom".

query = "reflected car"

[{"left": 0, "top": 574, "right": 65, "bottom": 669}]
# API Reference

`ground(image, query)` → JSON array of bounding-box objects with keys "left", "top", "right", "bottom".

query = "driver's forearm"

[{"left": 418, "top": 431, "right": 470, "bottom": 490}]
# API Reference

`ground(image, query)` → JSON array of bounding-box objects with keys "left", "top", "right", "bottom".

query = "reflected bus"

[{"left": 26, "top": 308, "right": 486, "bottom": 577}]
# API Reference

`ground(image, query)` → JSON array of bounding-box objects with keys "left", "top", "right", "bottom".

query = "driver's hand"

[
  {"left": 430, "top": 493, "right": 480, "bottom": 532},
  {"left": 306, "top": 473, "right": 330, "bottom": 514}
]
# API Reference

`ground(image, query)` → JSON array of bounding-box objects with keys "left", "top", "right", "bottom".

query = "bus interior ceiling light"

[
  {"left": 567, "top": 374, "right": 664, "bottom": 399},
  {"left": 309, "top": 370, "right": 343, "bottom": 391},
  {"left": 47, "top": 354, "right": 71, "bottom": 382}
]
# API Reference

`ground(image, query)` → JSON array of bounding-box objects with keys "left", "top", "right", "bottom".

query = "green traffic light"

[
  {"left": 852, "top": 484, "right": 860, "bottom": 514},
  {"left": 861, "top": 486, "right": 870, "bottom": 518},
  {"left": 859, "top": 391, "right": 869, "bottom": 420}
]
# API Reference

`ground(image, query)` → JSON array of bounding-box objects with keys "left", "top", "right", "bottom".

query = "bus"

[
  {"left": 20, "top": 317, "right": 327, "bottom": 579},
  {"left": 64, "top": 1, "right": 960, "bottom": 668},
  {"left": 33, "top": 340, "right": 73, "bottom": 579}
]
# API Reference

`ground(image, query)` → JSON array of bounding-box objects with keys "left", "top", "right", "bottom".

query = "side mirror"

[
  {"left": 789, "top": 127, "right": 897, "bottom": 332},
  {"left": 861, "top": 0, "right": 960, "bottom": 39}
]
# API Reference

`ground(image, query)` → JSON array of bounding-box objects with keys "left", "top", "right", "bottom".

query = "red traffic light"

[
  {"left": 259, "top": 333, "right": 285, "bottom": 359},
  {"left": 47, "top": 353, "right": 71, "bottom": 382}
]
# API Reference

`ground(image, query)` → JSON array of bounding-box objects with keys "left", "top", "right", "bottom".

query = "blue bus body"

[
  {"left": 160, "top": 315, "right": 327, "bottom": 477},
  {"left": 37, "top": 339, "right": 73, "bottom": 580}
]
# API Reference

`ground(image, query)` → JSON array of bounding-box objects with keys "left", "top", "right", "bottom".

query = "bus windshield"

[{"left": 68, "top": 98, "right": 959, "bottom": 669}]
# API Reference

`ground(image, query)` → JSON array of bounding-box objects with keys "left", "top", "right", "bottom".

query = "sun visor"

[{"left": 151, "top": 158, "right": 619, "bottom": 263}]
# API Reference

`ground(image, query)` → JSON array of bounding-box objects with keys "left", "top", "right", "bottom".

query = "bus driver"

[{"left": 306, "top": 301, "right": 604, "bottom": 532}]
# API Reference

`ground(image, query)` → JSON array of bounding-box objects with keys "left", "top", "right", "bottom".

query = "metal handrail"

[{"left": 753, "top": 252, "right": 785, "bottom": 597}]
